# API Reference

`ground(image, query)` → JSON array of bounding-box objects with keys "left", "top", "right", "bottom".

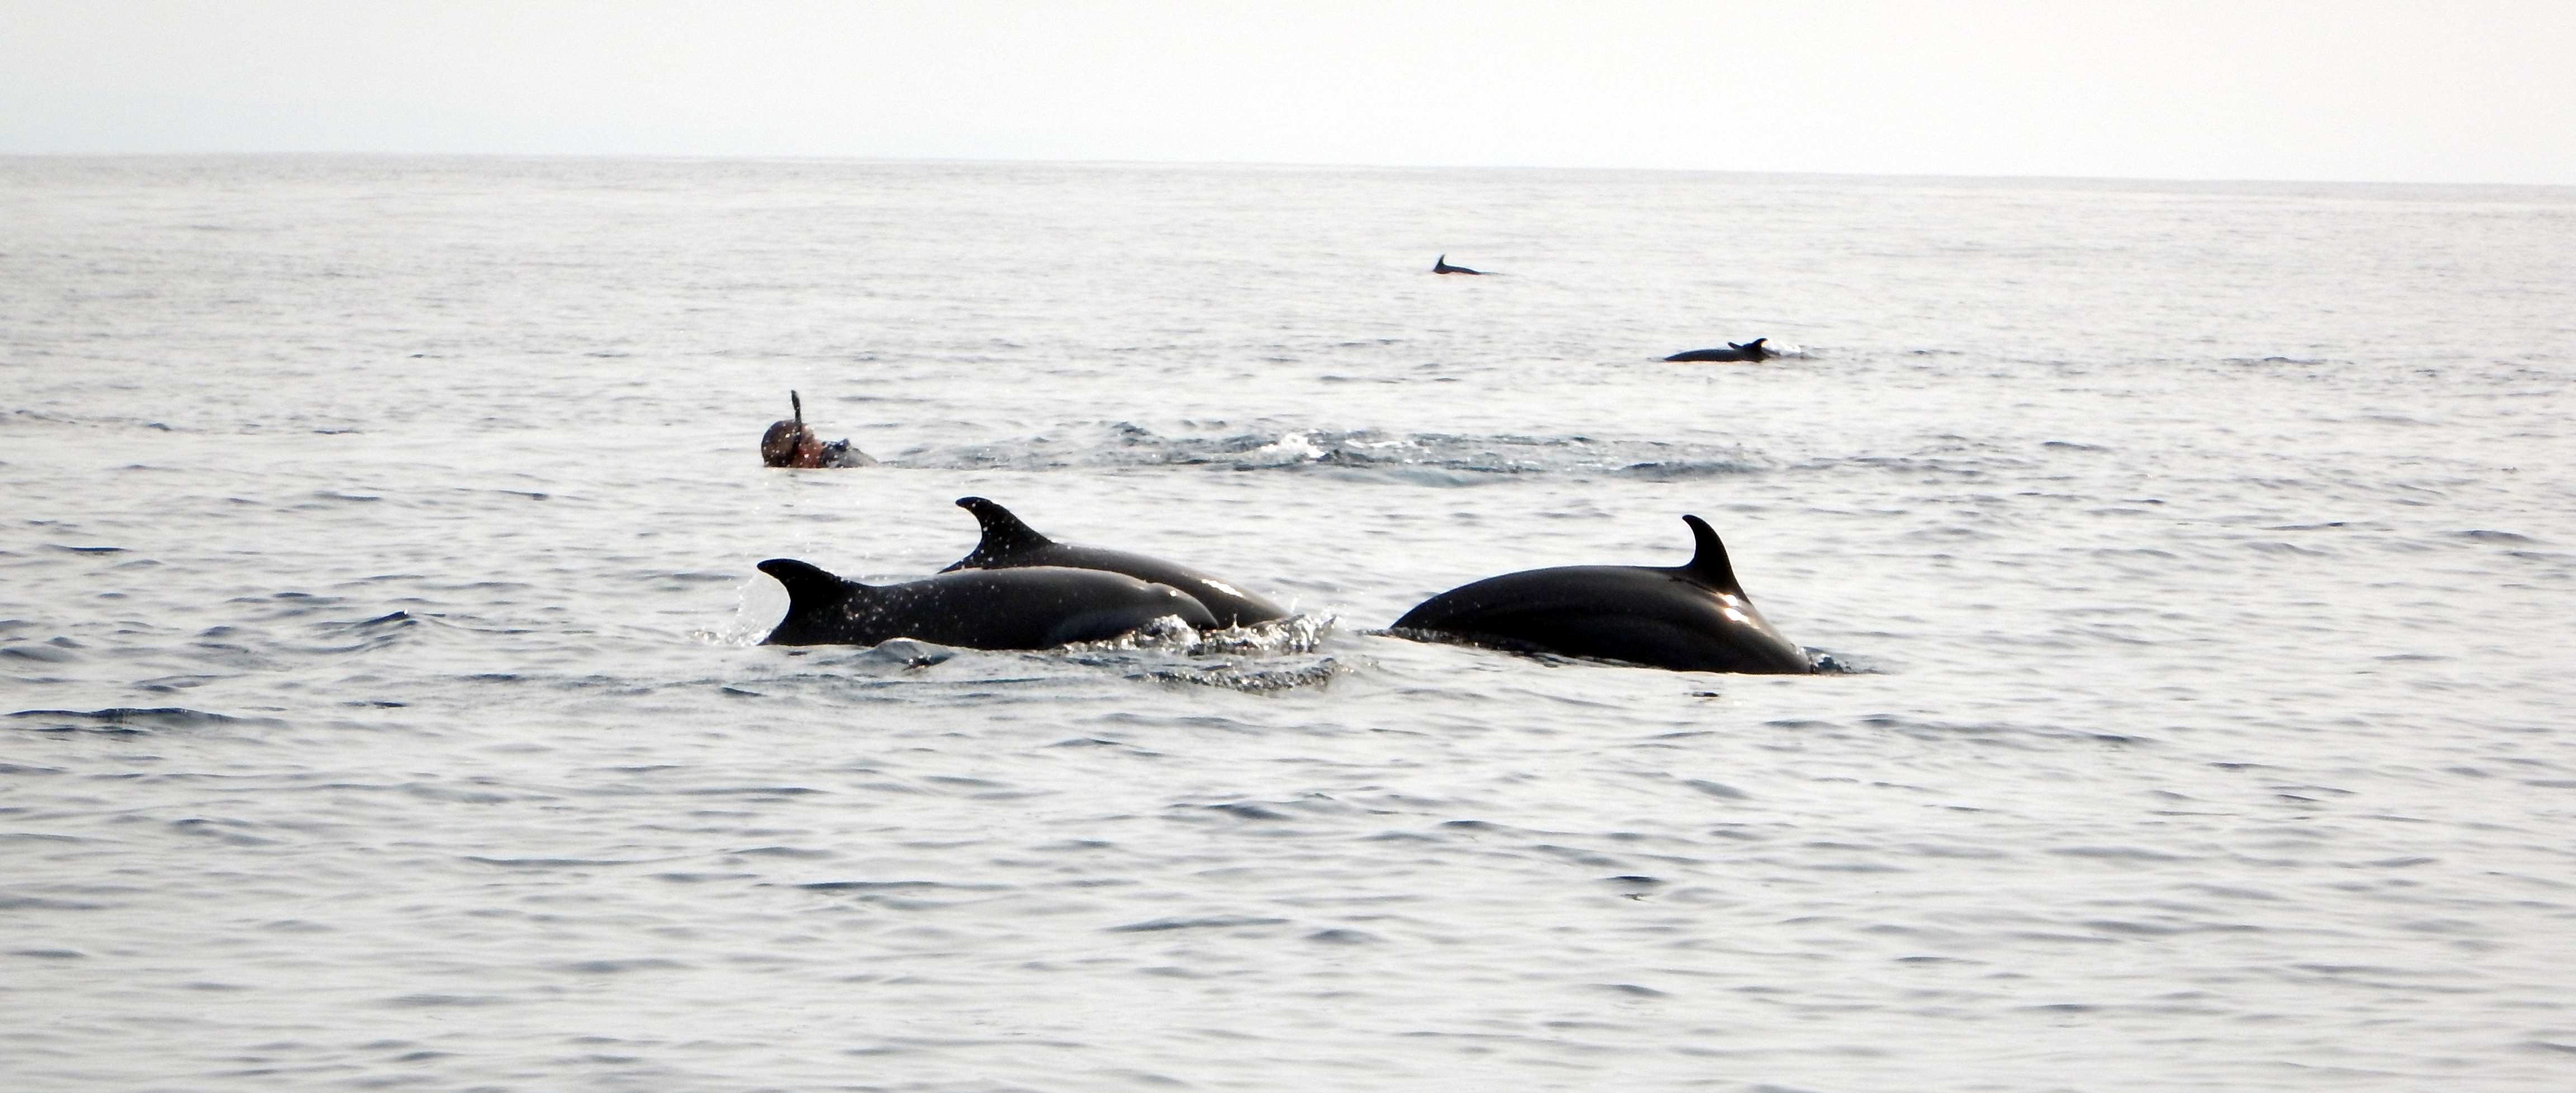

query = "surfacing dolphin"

[
  {"left": 1432, "top": 254, "right": 1485, "bottom": 275},
  {"left": 1390, "top": 515, "right": 1812, "bottom": 674},
  {"left": 1664, "top": 339, "right": 1770, "bottom": 363},
  {"left": 940, "top": 497, "right": 1288, "bottom": 628},
  {"left": 757, "top": 559, "right": 1215, "bottom": 649}
]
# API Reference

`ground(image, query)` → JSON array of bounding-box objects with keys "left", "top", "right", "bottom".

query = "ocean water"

[{"left": 2, "top": 156, "right": 2572, "bottom": 1092}]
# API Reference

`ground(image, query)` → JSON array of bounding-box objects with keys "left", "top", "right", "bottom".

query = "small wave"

[
  {"left": 1382, "top": 628, "right": 1855, "bottom": 676},
  {"left": 1191, "top": 614, "right": 1336, "bottom": 657},
  {"left": 1106, "top": 915, "right": 1289, "bottom": 933},
  {"left": 755, "top": 640, "right": 974, "bottom": 681},
  {"left": 1057, "top": 615, "right": 1206, "bottom": 654},
  {"left": 1060, "top": 613, "right": 1336, "bottom": 658},
  {"left": 1615, "top": 459, "right": 1766, "bottom": 481},
  {"left": 1135, "top": 658, "right": 1347, "bottom": 692},
  {"left": 381, "top": 994, "right": 511, "bottom": 1009},
  {"left": 1808, "top": 651, "right": 1869, "bottom": 674},
  {"left": 1233, "top": 431, "right": 1329, "bottom": 465},
  {"left": 6, "top": 706, "right": 265, "bottom": 733},
  {"left": 1059, "top": 616, "right": 1348, "bottom": 690},
  {"left": 1, "top": 644, "right": 79, "bottom": 664},
  {"left": 4, "top": 408, "right": 178, "bottom": 431}
]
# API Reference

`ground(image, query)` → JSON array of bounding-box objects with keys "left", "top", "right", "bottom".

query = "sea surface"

[{"left": 3, "top": 156, "right": 2572, "bottom": 1092}]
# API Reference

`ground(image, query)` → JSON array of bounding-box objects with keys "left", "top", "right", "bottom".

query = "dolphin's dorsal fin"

[
  {"left": 951, "top": 497, "right": 1054, "bottom": 567},
  {"left": 1679, "top": 515, "right": 1746, "bottom": 595},
  {"left": 1745, "top": 338, "right": 1766, "bottom": 351},
  {"left": 1727, "top": 341, "right": 1745, "bottom": 350},
  {"left": 790, "top": 390, "right": 803, "bottom": 424},
  {"left": 757, "top": 558, "right": 858, "bottom": 615}
]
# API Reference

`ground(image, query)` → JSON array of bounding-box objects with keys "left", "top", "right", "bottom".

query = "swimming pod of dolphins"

[
  {"left": 755, "top": 498, "right": 1817, "bottom": 674},
  {"left": 757, "top": 498, "right": 1265, "bottom": 652}
]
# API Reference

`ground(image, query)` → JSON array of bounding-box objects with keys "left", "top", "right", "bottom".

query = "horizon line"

[{"left": 3, "top": 150, "right": 2570, "bottom": 193}]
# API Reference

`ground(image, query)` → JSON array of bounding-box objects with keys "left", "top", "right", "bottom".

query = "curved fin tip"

[{"left": 1679, "top": 515, "right": 1744, "bottom": 594}]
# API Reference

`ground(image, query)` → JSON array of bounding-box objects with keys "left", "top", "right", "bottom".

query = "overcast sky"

[{"left": 4, "top": 1, "right": 2570, "bottom": 184}]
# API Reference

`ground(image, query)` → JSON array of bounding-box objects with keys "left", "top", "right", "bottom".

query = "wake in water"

[
  {"left": 1064, "top": 614, "right": 1344, "bottom": 692},
  {"left": 1055, "top": 612, "right": 1333, "bottom": 656},
  {"left": 1126, "top": 658, "right": 1347, "bottom": 692},
  {"left": 737, "top": 615, "right": 1347, "bottom": 693},
  {"left": 884, "top": 421, "right": 1777, "bottom": 478}
]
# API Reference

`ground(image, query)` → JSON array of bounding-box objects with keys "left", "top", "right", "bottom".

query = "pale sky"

[{"left": 4, "top": 1, "right": 2571, "bottom": 184}]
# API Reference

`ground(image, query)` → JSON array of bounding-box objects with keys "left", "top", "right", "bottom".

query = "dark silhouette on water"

[
  {"left": 1432, "top": 254, "right": 1485, "bottom": 275},
  {"left": 1669, "top": 338, "right": 1772, "bottom": 363},
  {"left": 1390, "top": 514, "right": 1813, "bottom": 674},
  {"left": 940, "top": 497, "right": 1287, "bottom": 628},
  {"left": 757, "top": 559, "right": 1214, "bottom": 649},
  {"left": 1664, "top": 339, "right": 1771, "bottom": 363}
]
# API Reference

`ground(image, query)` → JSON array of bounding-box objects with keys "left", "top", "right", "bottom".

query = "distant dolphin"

[
  {"left": 1432, "top": 254, "right": 1485, "bottom": 275},
  {"left": 940, "top": 497, "right": 1287, "bottom": 628},
  {"left": 1390, "top": 515, "right": 1812, "bottom": 674},
  {"left": 757, "top": 559, "right": 1215, "bottom": 649},
  {"left": 1664, "top": 339, "right": 1770, "bottom": 363}
]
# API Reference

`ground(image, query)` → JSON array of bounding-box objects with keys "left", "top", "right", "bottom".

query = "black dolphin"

[
  {"left": 1664, "top": 339, "right": 1770, "bottom": 363},
  {"left": 1389, "top": 515, "right": 1812, "bottom": 674},
  {"left": 1432, "top": 254, "right": 1485, "bottom": 275},
  {"left": 940, "top": 497, "right": 1288, "bottom": 628},
  {"left": 757, "top": 559, "right": 1215, "bottom": 649}
]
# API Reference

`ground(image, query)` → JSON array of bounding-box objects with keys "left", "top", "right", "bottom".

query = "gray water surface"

[{"left": 3, "top": 157, "right": 2573, "bottom": 1092}]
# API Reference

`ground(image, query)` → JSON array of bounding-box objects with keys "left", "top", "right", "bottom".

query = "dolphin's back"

[
  {"left": 1665, "top": 339, "right": 1768, "bottom": 363},
  {"left": 1394, "top": 564, "right": 1811, "bottom": 674},
  {"left": 941, "top": 497, "right": 1287, "bottom": 627},
  {"left": 1664, "top": 347, "right": 1749, "bottom": 362},
  {"left": 758, "top": 561, "right": 1215, "bottom": 649},
  {"left": 871, "top": 568, "right": 1215, "bottom": 648},
  {"left": 991, "top": 541, "right": 1285, "bottom": 628}
]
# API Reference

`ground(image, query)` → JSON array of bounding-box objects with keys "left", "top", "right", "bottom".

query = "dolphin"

[
  {"left": 940, "top": 497, "right": 1288, "bottom": 628},
  {"left": 1664, "top": 339, "right": 1770, "bottom": 363},
  {"left": 1389, "top": 515, "right": 1812, "bottom": 674},
  {"left": 1432, "top": 254, "right": 1485, "bottom": 275},
  {"left": 757, "top": 559, "right": 1216, "bottom": 649}
]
